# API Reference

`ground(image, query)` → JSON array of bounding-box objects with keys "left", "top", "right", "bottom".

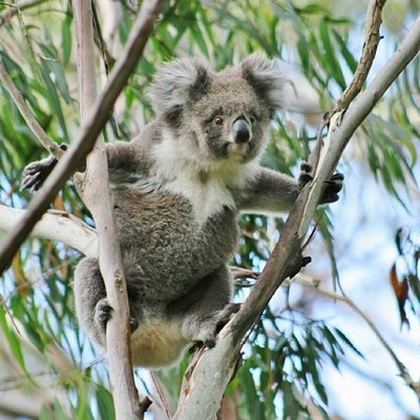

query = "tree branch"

[
  {"left": 0, "top": 0, "right": 168, "bottom": 275},
  {"left": 0, "top": 204, "right": 97, "bottom": 257},
  {"left": 333, "top": 0, "right": 387, "bottom": 113},
  {"left": 173, "top": 15, "right": 420, "bottom": 420},
  {"left": 72, "top": 0, "right": 141, "bottom": 417}
]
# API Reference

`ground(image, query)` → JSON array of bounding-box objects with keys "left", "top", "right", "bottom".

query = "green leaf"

[
  {"left": 39, "top": 59, "right": 69, "bottom": 140},
  {"left": 189, "top": 22, "right": 210, "bottom": 57},
  {"left": 0, "top": 304, "right": 31, "bottom": 379},
  {"left": 96, "top": 385, "right": 115, "bottom": 420},
  {"left": 334, "top": 328, "right": 365, "bottom": 359},
  {"left": 332, "top": 29, "right": 358, "bottom": 73},
  {"left": 61, "top": 13, "right": 73, "bottom": 66},
  {"left": 319, "top": 19, "right": 346, "bottom": 90}
]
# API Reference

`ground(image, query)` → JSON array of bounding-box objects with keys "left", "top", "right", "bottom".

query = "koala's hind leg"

[
  {"left": 169, "top": 265, "right": 239, "bottom": 347},
  {"left": 73, "top": 257, "right": 107, "bottom": 346}
]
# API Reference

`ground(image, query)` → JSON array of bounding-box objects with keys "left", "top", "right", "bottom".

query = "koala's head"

[{"left": 150, "top": 54, "right": 283, "bottom": 164}]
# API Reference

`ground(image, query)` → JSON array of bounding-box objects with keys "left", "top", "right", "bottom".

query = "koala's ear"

[
  {"left": 241, "top": 53, "right": 283, "bottom": 114},
  {"left": 149, "top": 58, "right": 210, "bottom": 124}
]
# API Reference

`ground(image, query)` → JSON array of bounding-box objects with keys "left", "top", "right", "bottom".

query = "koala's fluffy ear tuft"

[
  {"left": 149, "top": 58, "right": 210, "bottom": 125},
  {"left": 241, "top": 53, "right": 283, "bottom": 115}
]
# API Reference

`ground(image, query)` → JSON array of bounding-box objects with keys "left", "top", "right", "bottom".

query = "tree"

[{"left": 0, "top": 0, "right": 418, "bottom": 418}]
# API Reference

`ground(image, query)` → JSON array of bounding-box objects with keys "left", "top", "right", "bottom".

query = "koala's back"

[{"left": 112, "top": 185, "right": 238, "bottom": 310}]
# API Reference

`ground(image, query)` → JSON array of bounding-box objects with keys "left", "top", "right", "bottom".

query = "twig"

[
  {"left": 312, "top": 286, "right": 420, "bottom": 399},
  {"left": 173, "top": 15, "right": 420, "bottom": 420},
  {"left": 0, "top": 59, "right": 64, "bottom": 158},
  {"left": 0, "top": 0, "right": 45, "bottom": 25},
  {"left": 0, "top": 0, "right": 168, "bottom": 275},
  {"left": 150, "top": 372, "right": 172, "bottom": 419},
  {"left": 333, "top": 0, "right": 387, "bottom": 113}
]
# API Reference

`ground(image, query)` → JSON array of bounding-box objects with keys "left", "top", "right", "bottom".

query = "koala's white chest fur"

[
  {"left": 150, "top": 131, "right": 254, "bottom": 224},
  {"left": 165, "top": 174, "right": 235, "bottom": 223}
]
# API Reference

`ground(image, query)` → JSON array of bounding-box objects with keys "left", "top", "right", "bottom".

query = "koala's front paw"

[
  {"left": 298, "top": 161, "right": 313, "bottom": 189},
  {"left": 298, "top": 161, "right": 344, "bottom": 204},
  {"left": 21, "top": 144, "right": 67, "bottom": 192},
  {"left": 190, "top": 304, "right": 241, "bottom": 349},
  {"left": 20, "top": 155, "right": 58, "bottom": 192},
  {"left": 320, "top": 172, "right": 344, "bottom": 204},
  {"left": 94, "top": 298, "right": 113, "bottom": 334}
]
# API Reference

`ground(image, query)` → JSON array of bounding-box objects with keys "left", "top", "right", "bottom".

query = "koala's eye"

[
  {"left": 249, "top": 115, "right": 256, "bottom": 124},
  {"left": 214, "top": 116, "right": 224, "bottom": 125}
]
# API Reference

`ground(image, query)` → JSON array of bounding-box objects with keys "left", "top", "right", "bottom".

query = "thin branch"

[
  {"left": 173, "top": 15, "right": 420, "bottom": 419},
  {"left": 0, "top": 60, "right": 64, "bottom": 158},
  {"left": 310, "top": 286, "right": 420, "bottom": 398},
  {"left": 0, "top": 0, "right": 46, "bottom": 25},
  {"left": 0, "top": 204, "right": 97, "bottom": 257},
  {"left": 72, "top": 0, "right": 140, "bottom": 417},
  {"left": 333, "top": 0, "right": 387, "bottom": 113},
  {"left": 0, "top": 0, "right": 168, "bottom": 275}
]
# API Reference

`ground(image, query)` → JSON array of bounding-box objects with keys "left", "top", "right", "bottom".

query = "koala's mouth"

[{"left": 222, "top": 140, "right": 255, "bottom": 162}]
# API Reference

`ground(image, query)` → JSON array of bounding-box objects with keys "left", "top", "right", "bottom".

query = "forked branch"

[{"left": 174, "top": 14, "right": 420, "bottom": 420}]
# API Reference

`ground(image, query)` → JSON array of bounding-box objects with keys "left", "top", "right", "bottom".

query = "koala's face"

[
  {"left": 184, "top": 76, "right": 271, "bottom": 163},
  {"left": 150, "top": 54, "right": 283, "bottom": 164}
]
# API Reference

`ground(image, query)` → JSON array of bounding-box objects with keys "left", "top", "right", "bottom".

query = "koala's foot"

[
  {"left": 215, "top": 302, "right": 241, "bottom": 333},
  {"left": 95, "top": 298, "right": 113, "bottom": 334},
  {"left": 94, "top": 298, "right": 139, "bottom": 334},
  {"left": 188, "top": 304, "right": 241, "bottom": 349}
]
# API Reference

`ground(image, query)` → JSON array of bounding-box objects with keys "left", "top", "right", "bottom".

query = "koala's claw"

[
  {"left": 20, "top": 155, "right": 58, "bottom": 192},
  {"left": 191, "top": 322, "right": 217, "bottom": 349},
  {"left": 321, "top": 172, "right": 344, "bottom": 204},
  {"left": 95, "top": 298, "right": 113, "bottom": 333},
  {"left": 298, "top": 160, "right": 344, "bottom": 204},
  {"left": 21, "top": 144, "right": 67, "bottom": 192},
  {"left": 190, "top": 304, "right": 241, "bottom": 351},
  {"left": 300, "top": 161, "right": 312, "bottom": 173},
  {"left": 298, "top": 161, "right": 313, "bottom": 189}
]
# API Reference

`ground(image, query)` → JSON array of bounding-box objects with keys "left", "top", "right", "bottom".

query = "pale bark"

[
  {"left": 72, "top": 0, "right": 140, "bottom": 417},
  {"left": 0, "top": 205, "right": 97, "bottom": 257}
]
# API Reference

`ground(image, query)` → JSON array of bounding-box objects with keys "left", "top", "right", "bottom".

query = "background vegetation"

[{"left": 0, "top": 0, "right": 418, "bottom": 418}]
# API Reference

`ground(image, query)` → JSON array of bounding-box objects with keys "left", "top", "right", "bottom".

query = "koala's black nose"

[{"left": 233, "top": 118, "right": 251, "bottom": 144}]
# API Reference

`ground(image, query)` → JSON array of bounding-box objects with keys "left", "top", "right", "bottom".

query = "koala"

[{"left": 21, "top": 54, "right": 343, "bottom": 368}]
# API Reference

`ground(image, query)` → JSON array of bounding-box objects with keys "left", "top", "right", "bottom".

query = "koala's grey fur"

[{"left": 22, "top": 54, "right": 342, "bottom": 368}]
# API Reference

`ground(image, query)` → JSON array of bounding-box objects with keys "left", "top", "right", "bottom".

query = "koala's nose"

[{"left": 233, "top": 118, "right": 251, "bottom": 144}]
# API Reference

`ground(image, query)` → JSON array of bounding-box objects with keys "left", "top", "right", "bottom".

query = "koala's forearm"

[
  {"left": 239, "top": 167, "right": 298, "bottom": 214},
  {"left": 105, "top": 140, "right": 149, "bottom": 184},
  {"left": 106, "top": 142, "right": 137, "bottom": 172}
]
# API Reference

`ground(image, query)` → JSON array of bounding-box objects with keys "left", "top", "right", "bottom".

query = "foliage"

[{"left": 0, "top": 0, "right": 418, "bottom": 418}]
